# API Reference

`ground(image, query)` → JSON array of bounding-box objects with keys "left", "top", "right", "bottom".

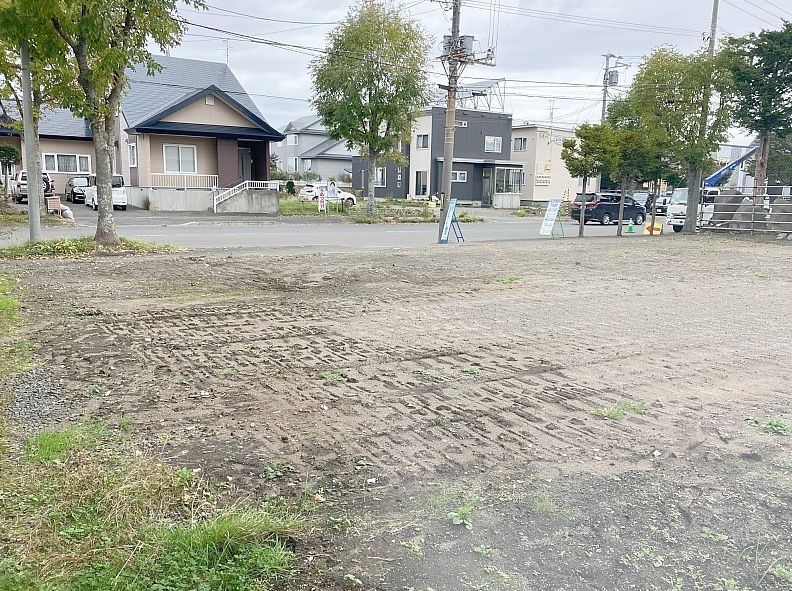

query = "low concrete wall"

[
  {"left": 125, "top": 187, "right": 213, "bottom": 212},
  {"left": 216, "top": 189, "right": 279, "bottom": 214},
  {"left": 493, "top": 193, "right": 521, "bottom": 209}
]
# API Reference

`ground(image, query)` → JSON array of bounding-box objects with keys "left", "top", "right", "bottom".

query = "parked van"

[{"left": 84, "top": 174, "right": 127, "bottom": 211}]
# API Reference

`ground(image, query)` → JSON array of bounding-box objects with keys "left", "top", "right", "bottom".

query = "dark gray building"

[{"left": 352, "top": 108, "right": 523, "bottom": 206}]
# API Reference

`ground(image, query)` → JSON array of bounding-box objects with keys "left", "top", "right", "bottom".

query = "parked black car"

[
  {"left": 570, "top": 193, "right": 647, "bottom": 225},
  {"left": 65, "top": 176, "right": 90, "bottom": 204}
]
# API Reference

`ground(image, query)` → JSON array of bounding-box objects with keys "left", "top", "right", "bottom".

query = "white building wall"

[
  {"left": 512, "top": 125, "right": 578, "bottom": 203},
  {"left": 409, "top": 115, "right": 433, "bottom": 197}
]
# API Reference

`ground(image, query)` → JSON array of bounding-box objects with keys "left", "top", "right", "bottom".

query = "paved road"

[{"left": 2, "top": 205, "right": 663, "bottom": 251}]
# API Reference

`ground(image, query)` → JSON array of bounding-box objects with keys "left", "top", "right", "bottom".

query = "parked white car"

[
  {"left": 11, "top": 170, "right": 54, "bottom": 203},
  {"left": 84, "top": 174, "right": 128, "bottom": 211},
  {"left": 300, "top": 183, "right": 357, "bottom": 206}
]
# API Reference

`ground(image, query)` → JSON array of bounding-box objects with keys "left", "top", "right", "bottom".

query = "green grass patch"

[
  {"left": 761, "top": 418, "right": 790, "bottom": 436},
  {"left": 279, "top": 198, "right": 350, "bottom": 216},
  {"left": 510, "top": 207, "right": 541, "bottom": 217},
  {"left": 0, "top": 211, "right": 65, "bottom": 228},
  {"left": 457, "top": 209, "right": 484, "bottom": 223},
  {"left": 25, "top": 421, "right": 106, "bottom": 463},
  {"left": 0, "top": 423, "right": 303, "bottom": 591},
  {"left": 0, "top": 237, "right": 176, "bottom": 259},
  {"left": 321, "top": 371, "right": 347, "bottom": 385}
]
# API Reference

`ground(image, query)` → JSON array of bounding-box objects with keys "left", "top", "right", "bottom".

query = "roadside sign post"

[
  {"left": 439, "top": 198, "right": 464, "bottom": 244},
  {"left": 328, "top": 182, "right": 337, "bottom": 212},
  {"left": 539, "top": 198, "right": 564, "bottom": 238},
  {"left": 317, "top": 186, "right": 327, "bottom": 213}
]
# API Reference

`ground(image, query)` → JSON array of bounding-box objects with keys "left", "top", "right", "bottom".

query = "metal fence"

[{"left": 699, "top": 186, "right": 792, "bottom": 237}]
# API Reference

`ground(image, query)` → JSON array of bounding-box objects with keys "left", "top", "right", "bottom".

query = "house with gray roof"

[
  {"left": 1, "top": 55, "right": 284, "bottom": 209},
  {"left": 272, "top": 115, "right": 357, "bottom": 181}
]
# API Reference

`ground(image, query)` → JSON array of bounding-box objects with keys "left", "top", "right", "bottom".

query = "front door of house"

[
  {"left": 482, "top": 168, "right": 494, "bottom": 207},
  {"left": 238, "top": 147, "right": 252, "bottom": 181}
]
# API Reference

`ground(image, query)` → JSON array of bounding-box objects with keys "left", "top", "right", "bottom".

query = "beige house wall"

[
  {"left": 512, "top": 126, "right": 578, "bottom": 203},
  {"left": 161, "top": 96, "right": 254, "bottom": 128},
  {"left": 37, "top": 138, "right": 96, "bottom": 194},
  {"left": 148, "top": 135, "right": 218, "bottom": 177}
]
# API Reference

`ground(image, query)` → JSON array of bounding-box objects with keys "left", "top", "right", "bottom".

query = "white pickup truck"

[{"left": 666, "top": 187, "right": 719, "bottom": 232}]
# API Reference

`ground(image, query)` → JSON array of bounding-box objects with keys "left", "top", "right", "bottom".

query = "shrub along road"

[{"left": 1, "top": 235, "right": 790, "bottom": 590}]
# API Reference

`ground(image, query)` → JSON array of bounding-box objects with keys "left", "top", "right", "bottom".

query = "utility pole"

[
  {"left": 20, "top": 40, "right": 41, "bottom": 243},
  {"left": 600, "top": 53, "right": 616, "bottom": 124},
  {"left": 684, "top": 0, "right": 719, "bottom": 234},
  {"left": 438, "top": 0, "right": 461, "bottom": 243}
]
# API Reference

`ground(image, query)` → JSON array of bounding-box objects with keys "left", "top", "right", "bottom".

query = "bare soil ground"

[{"left": 4, "top": 235, "right": 792, "bottom": 591}]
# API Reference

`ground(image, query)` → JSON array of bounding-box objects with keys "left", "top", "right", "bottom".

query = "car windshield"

[
  {"left": 112, "top": 175, "right": 124, "bottom": 188},
  {"left": 73, "top": 178, "right": 88, "bottom": 187},
  {"left": 670, "top": 189, "right": 689, "bottom": 205}
]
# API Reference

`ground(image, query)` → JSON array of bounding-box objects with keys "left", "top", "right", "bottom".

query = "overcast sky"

[{"left": 169, "top": 0, "right": 787, "bottom": 141}]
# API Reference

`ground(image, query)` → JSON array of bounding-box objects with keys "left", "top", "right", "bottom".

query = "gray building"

[
  {"left": 351, "top": 108, "right": 524, "bottom": 206},
  {"left": 272, "top": 115, "right": 357, "bottom": 181}
]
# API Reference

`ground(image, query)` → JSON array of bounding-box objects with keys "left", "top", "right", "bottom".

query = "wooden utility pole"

[
  {"left": 20, "top": 40, "right": 41, "bottom": 243},
  {"left": 438, "top": 0, "right": 461, "bottom": 242},
  {"left": 684, "top": 0, "right": 720, "bottom": 234}
]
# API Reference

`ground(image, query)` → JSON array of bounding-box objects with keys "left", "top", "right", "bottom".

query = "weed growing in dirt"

[
  {"left": 0, "top": 237, "right": 176, "bottom": 259},
  {"left": 448, "top": 501, "right": 478, "bottom": 530},
  {"left": 0, "top": 423, "right": 303, "bottom": 591},
  {"left": 592, "top": 399, "right": 650, "bottom": 420},
  {"left": 344, "top": 573, "right": 363, "bottom": 586},
  {"left": 761, "top": 418, "right": 789, "bottom": 436},
  {"left": 399, "top": 540, "right": 424, "bottom": 555},
  {"left": 531, "top": 491, "right": 579, "bottom": 519},
  {"left": 510, "top": 207, "right": 541, "bottom": 217},
  {"left": 464, "top": 365, "right": 482, "bottom": 376},
  {"left": 700, "top": 527, "right": 730, "bottom": 543},
  {"left": 472, "top": 544, "right": 492, "bottom": 556},
  {"left": 262, "top": 461, "right": 297, "bottom": 480},
  {"left": 500, "top": 275, "right": 522, "bottom": 284},
  {"left": 771, "top": 564, "right": 792, "bottom": 583},
  {"left": 457, "top": 210, "right": 484, "bottom": 223},
  {"left": 322, "top": 371, "right": 348, "bottom": 385}
]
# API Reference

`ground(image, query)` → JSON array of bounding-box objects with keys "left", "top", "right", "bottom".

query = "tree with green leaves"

[
  {"left": 0, "top": 143, "right": 20, "bottom": 203},
  {"left": 625, "top": 48, "right": 732, "bottom": 233},
  {"left": 724, "top": 23, "right": 792, "bottom": 198},
  {"left": 561, "top": 123, "right": 620, "bottom": 237},
  {"left": 311, "top": 0, "right": 431, "bottom": 217},
  {"left": 6, "top": 0, "right": 203, "bottom": 246},
  {"left": 746, "top": 133, "right": 792, "bottom": 186}
]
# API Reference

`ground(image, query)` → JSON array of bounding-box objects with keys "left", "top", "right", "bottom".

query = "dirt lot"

[{"left": 3, "top": 235, "right": 792, "bottom": 590}]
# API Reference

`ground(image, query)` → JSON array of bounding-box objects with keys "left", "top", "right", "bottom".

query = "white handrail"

[{"left": 212, "top": 180, "right": 277, "bottom": 212}]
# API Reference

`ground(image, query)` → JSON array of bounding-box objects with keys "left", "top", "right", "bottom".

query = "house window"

[
  {"left": 288, "top": 157, "right": 298, "bottom": 172},
  {"left": 375, "top": 167, "right": 386, "bottom": 187},
  {"left": 163, "top": 144, "right": 197, "bottom": 174},
  {"left": 514, "top": 137, "right": 527, "bottom": 151},
  {"left": 128, "top": 144, "right": 138, "bottom": 168},
  {"left": 287, "top": 134, "right": 299, "bottom": 146},
  {"left": 304, "top": 159, "right": 312, "bottom": 171},
  {"left": 205, "top": 95, "right": 215, "bottom": 106},
  {"left": 455, "top": 120, "right": 468, "bottom": 128},
  {"left": 415, "top": 170, "right": 428, "bottom": 196},
  {"left": 451, "top": 171, "right": 467, "bottom": 183},
  {"left": 416, "top": 134, "right": 429, "bottom": 149},
  {"left": 485, "top": 136, "right": 502, "bottom": 153},
  {"left": 43, "top": 153, "right": 91, "bottom": 173},
  {"left": 495, "top": 167, "right": 523, "bottom": 193}
]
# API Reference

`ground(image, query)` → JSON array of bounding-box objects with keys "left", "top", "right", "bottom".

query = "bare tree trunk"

[
  {"left": 753, "top": 129, "right": 771, "bottom": 205},
  {"left": 617, "top": 175, "right": 627, "bottom": 236},
  {"left": 91, "top": 119, "right": 120, "bottom": 247},
  {"left": 683, "top": 167, "right": 701, "bottom": 235},
  {"left": 578, "top": 175, "right": 588, "bottom": 238},
  {"left": 367, "top": 154, "right": 376, "bottom": 218}
]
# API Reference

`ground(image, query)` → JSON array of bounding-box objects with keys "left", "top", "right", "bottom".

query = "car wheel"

[
  {"left": 120, "top": 205, "right": 127, "bottom": 211},
  {"left": 92, "top": 201, "right": 98, "bottom": 211},
  {"left": 635, "top": 213, "right": 645, "bottom": 225},
  {"left": 600, "top": 213, "right": 612, "bottom": 225},
  {"left": 673, "top": 225, "right": 683, "bottom": 233},
  {"left": 344, "top": 197, "right": 355, "bottom": 207}
]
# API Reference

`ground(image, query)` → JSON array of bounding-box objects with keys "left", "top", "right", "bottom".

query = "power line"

[
  {"left": 739, "top": 0, "right": 787, "bottom": 21},
  {"left": 199, "top": 4, "right": 338, "bottom": 26},
  {"left": 460, "top": 0, "right": 703, "bottom": 36},
  {"left": 722, "top": 0, "right": 778, "bottom": 26},
  {"left": 757, "top": 0, "right": 792, "bottom": 18}
]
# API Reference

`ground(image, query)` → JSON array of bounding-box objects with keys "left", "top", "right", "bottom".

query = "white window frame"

[
  {"left": 451, "top": 171, "right": 468, "bottom": 183},
  {"left": 42, "top": 152, "right": 92, "bottom": 174},
  {"left": 414, "top": 170, "right": 428, "bottom": 196},
  {"left": 303, "top": 158, "right": 312, "bottom": 171},
  {"left": 288, "top": 157, "right": 298, "bottom": 173},
  {"left": 514, "top": 137, "right": 527, "bottom": 152},
  {"left": 416, "top": 134, "right": 429, "bottom": 149},
  {"left": 205, "top": 95, "right": 215, "bottom": 106},
  {"left": 485, "top": 136, "right": 503, "bottom": 153},
  {"left": 163, "top": 144, "right": 197, "bottom": 174},
  {"left": 455, "top": 120, "right": 468, "bottom": 128},
  {"left": 287, "top": 134, "right": 299, "bottom": 146},
  {"left": 375, "top": 167, "right": 386, "bottom": 187},
  {"left": 128, "top": 144, "right": 138, "bottom": 168}
]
